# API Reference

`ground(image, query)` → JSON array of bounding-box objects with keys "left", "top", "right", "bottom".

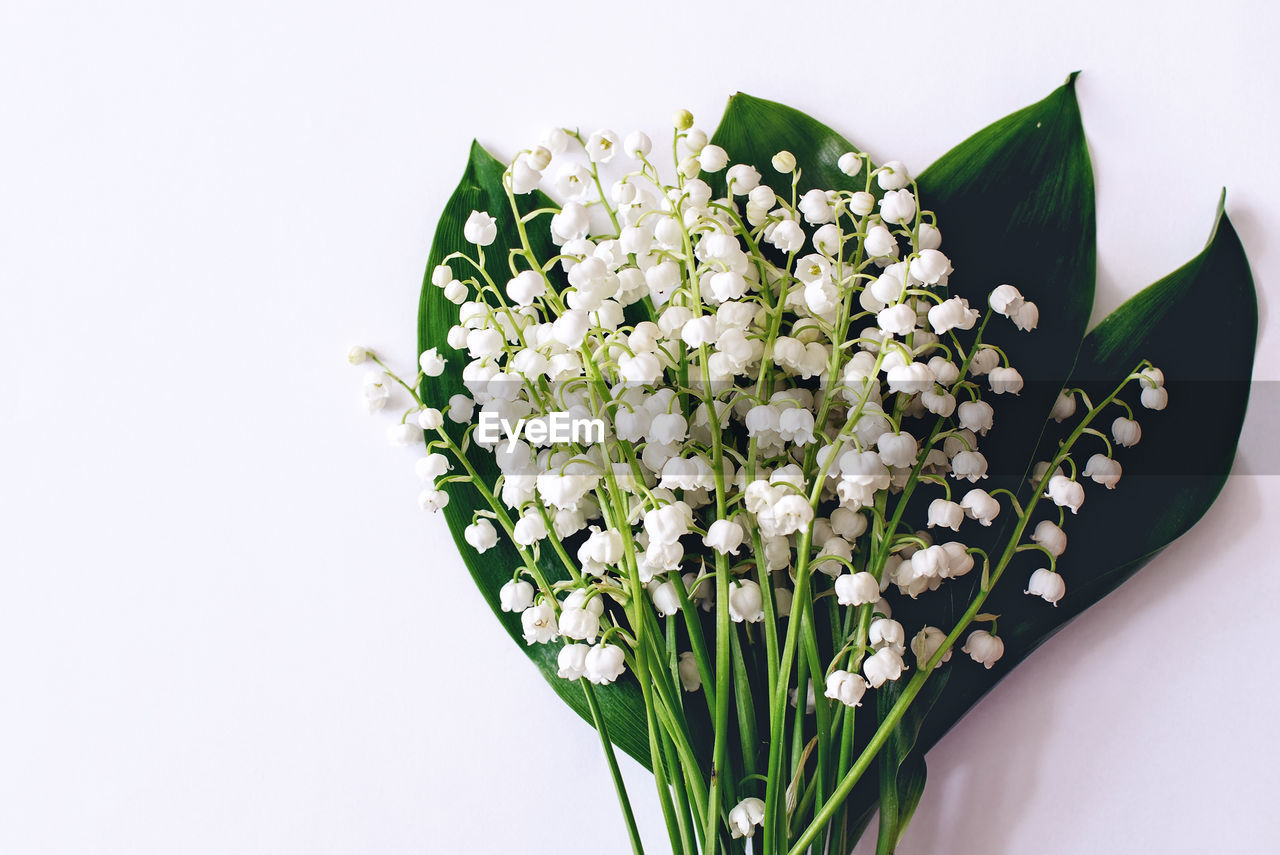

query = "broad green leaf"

[
  {"left": 909, "top": 195, "right": 1256, "bottom": 758},
  {"left": 417, "top": 141, "right": 652, "bottom": 768},
  {"left": 873, "top": 674, "right": 948, "bottom": 855},
  {"left": 707, "top": 92, "right": 870, "bottom": 202},
  {"left": 915, "top": 73, "right": 1096, "bottom": 485}
]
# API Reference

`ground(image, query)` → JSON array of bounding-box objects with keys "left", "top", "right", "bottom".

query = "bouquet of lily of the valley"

[{"left": 352, "top": 75, "right": 1256, "bottom": 854}]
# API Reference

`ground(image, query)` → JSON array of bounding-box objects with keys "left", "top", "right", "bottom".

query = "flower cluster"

[{"left": 351, "top": 108, "right": 1164, "bottom": 851}]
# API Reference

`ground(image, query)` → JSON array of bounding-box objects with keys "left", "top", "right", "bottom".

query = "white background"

[{"left": 2, "top": 1, "right": 1278, "bottom": 853}]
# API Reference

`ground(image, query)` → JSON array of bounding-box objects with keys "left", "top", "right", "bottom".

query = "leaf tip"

[
  {"left": 1207, "top": 187, "right": 1228, "bottom": 247},
  {"left": 1065, "top": 70, "right": 1082, "bottom": 88}
]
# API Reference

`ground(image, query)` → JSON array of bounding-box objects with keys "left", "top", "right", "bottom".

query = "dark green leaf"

[
  {"left": 916, "top": 72, "right": 1096, "bottom": 484},
  {"left": 417, "top": 141, "right": 652, "bottom": 768},
  {"left": 912, "top": 195, "right": 1257, "bottom": 757},
  {"left": 707, "top": 92, "right": 870, "bottom": 202},
  {"left": 874, "top": 672, "right": 948, "bottom": 855}
]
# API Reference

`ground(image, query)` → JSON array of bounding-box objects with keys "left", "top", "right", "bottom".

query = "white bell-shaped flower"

[
  {"left": 499, "top": 579, "right": 535, "bottom": 613},
  {"left": 728, "top": 797, "right": 766, "bottom": 839},
  {"left": 557, "top": 643, "right": 589, "bottom": 679},
  {"left": 463, "top": 210, "right": 497, "bottom": 246},
  {"left": 962, "top": 629, "right": 1004, "bottom": 669},
  {"left": 910, "top": 626, "right": 953, "bottom": 668},
  {"left": 704, "top": 519, "right": 745, "bottom": 555},
  {"left": 1032, "top": 519, "right": 1068, "bottom": 557},
  {"left": 1045, "top": 475, "right": 1085, "bottom": 513},
  {"left": 960, "top": 489, "right": 1001, "bottom": 526},
  {"left": 584, "top": 643, "right": 627, "bottom": 685},
  {"left": 464, "top": 518, "right": 498, "bottom": 553},
  {"left": 825, "top": 670, "right": 869, "bottom": 707},
  {"left": 1083, "top": 453, "right": 1122, "bottom": 489},
  {"left": 864, "top": 647, "right": 907, "bottom": 688},
  {"left": 727, "top": 579, "right": 765, "bottom": 623},
  {"left": 834, "top": 571, "right": 880, "bottom": 606},
  {"left": 521, "top": 603, "right": 557, "bottom": 645},
  {"left": 1025, "top": 568, "right": 1066, "bottom": 605}
]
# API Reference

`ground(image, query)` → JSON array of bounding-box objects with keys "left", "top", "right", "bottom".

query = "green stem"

[{"left": 583, "top": 681, "right": 646, "bottom": 855}]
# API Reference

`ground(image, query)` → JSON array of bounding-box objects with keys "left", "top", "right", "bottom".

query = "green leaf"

[
  {"left": 910, "top": 194, "right": 1257, "bottom": 757},
  {"left": 874, "top": 673, "right": 948, "bottom": 855},
  {"left": 417, "top": 141, "right": 652, "bottom": 768},
  {"left": 915, "top": 72, "right": 1096, "bottom": 485},
  {"left": 707, "top": 92, "right": 870, "bottom": 202}
]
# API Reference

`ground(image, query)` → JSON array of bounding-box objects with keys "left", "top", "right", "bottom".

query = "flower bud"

[
  {"left": 677, "top": 155, "right": 701, "bottom": 179},
  {"left": 443, "top": 280, "right": 468, "bottom": 304},
  {"left": 677, "top": 651, "right": 701, "bottom": 692},
  {"left": 623, "top": 131, "right": 652, "bottom": 159},
  {"left": 728, "top": 579, "right": 764, "bottom": 623},
  {"left": 880, "top": 188, "right": 917, "bottom": 224},
  {"left": 698, "top": 144, "right": 728, "bottom": 172},
  {"left": 876, "top": 160, "right": 911, "bottom": 190},
  {"left": 417, "top": 407, "right": 443, "bottom": 430},
  {"left": 838, "top": 151, "right": 863, "bottom": 176},
  {"left": 864, "top": 224, "right": 897, "bottom": 258},
  {"left": 673, "top": 109, "right": 694, "bottom": 130},
  {"left": 464, "top": 518, "right": 498, "bottom": 553},
  {"left": 527, "top": 146, "right": 552, "bottom": 171},
  {"left": 849, "top": 191, "right": 876, "bottom": 216},
  {"left": 798, "top": 188, "right": 834, "bottom": 224},
  {"left": 726, "top": 164, "right": 761, "bottom": 194},
  {"left": 771, "top": 150, "right": 797, "bottom": 173}
]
